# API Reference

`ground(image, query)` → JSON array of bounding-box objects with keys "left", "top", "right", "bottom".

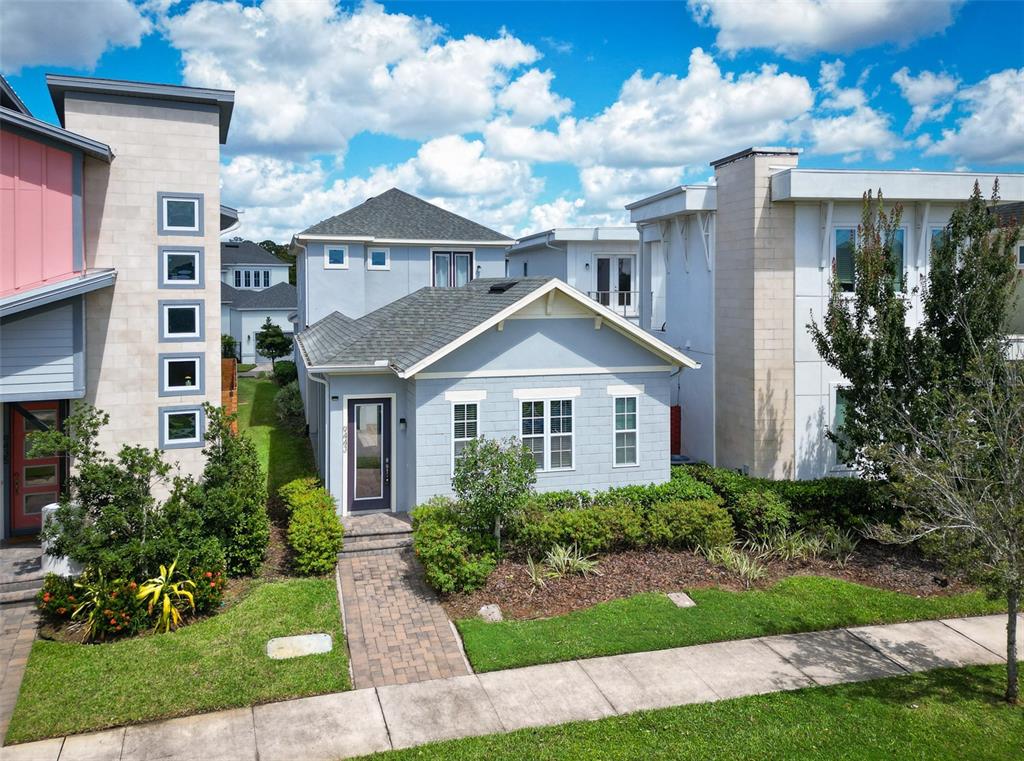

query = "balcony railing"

[{"left": 587, "top": 290, "right": 640, "bottom": 318}]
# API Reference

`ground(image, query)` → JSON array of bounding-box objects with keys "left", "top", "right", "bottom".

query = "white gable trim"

[
  {"left": 513, "top": 386, "right": 581, "bottom": 400},
  {"left": 400, "top": 279, "right": 700, "bottom": 379},
  {"left": 444, "top": 389, "right": 488, "bottom": 402},
  {"left": 415, "top": 365, "right": 674, "bottom": 380}
]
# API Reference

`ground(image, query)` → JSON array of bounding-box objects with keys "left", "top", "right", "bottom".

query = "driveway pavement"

[{"left": 4, "top": 613, "right": 1020, "bottom": 761}]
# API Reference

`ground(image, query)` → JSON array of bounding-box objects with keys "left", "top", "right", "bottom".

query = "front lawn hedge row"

[
  {"left": 683, "top": 463, "right": 897, "bottom": 533},
  {"left": 411, "top": 498, "right": 498, "bottom": 594},
  {"left": 279, "top": 478, "right": 344, "bottom": 575}
]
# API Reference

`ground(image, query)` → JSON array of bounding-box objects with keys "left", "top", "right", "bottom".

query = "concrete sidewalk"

[{"left": 5, "top": 613, "right": 1020, "bottom": 761}]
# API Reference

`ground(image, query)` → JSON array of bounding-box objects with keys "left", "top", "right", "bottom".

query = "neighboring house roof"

[
  {"left": 297, "top": 188, "right": 512, "bottom": 243},
  {"left": 220, "top": 204, "right": 239, "bottom": 232},
  {"left": 221, "top": 282, "right": 297, "bottom": 310},
  {"left": 992, "top": 201, "right": 1024, "bottom": 227},
  {"left": 0, "top": 74, "right": 30, "bottom": 115},
  {"left": 221, "top": 240, "right": 289, "bottom": 267},
  {"left": 0, "top": 106, "right": 113, "bottom": 162},
  {"left": 296, "top": 277, "right": 699, "bottom": 376},
  {"left": 46, "top": 74, "right": 235, "bottom": 144},
  {"left": 510, "top": 227, "right": 639, "bottom": 254}
]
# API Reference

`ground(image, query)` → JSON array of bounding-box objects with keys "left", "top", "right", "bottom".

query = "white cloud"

[
  {"left": 0, "top": 0, "right": 151, "bottom": 73},
  {"left": 689, "top": 0, "right": 963, "bottom": 57},
  {"left": 486, "top": 48, "right": 813, "bottom": 170},
  {"left": 579, "top": 165, "right": 683, "bottom": 212},
  {"left": 892, "top": 67, "right": 960, "bottom": 132},
  {"left": 497, "top": 69, "right": 573, "bottom": 126},
  {"left": 925, "top": 68, "right": 1024, "bottom": 164},
  {"left": 162, "top": 0, "right": 539, "bottom": 157},
  {"left": 224, "top": 135, "right": 539, "bottom": 241},
  {"left": 806, "top": 60, "right": 899, "bottom": 161}
]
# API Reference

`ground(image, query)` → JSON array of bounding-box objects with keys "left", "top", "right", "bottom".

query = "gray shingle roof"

[
  {"left": 221, "top": 282, "right": 297, "bottom": 310},
  {"left": 300, "top": 188, "right": 512, "bottom": 242},
  {"left": 221, "top": 240, "right": 289, "bottom": 267},
  {"left": 297, "top": 278, "right": 550, "bottom": 370}
]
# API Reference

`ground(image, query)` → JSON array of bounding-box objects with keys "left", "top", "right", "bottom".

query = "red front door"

[{"left": 9, "top": 402, "right": 63, "bottom": 535}]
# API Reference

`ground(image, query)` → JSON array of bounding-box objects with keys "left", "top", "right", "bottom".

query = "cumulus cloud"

[
  {"left": 689, "top": 0, "right": 963, "bottom": 57},
  {"left": 924, "top": 68, "right": 1024, "bottom": 164},
  {"left": 486, "top": 48, "right": 813, "bottom": 170},
  {"left": 806, "top": 60, "right": 899, "bottom": 161},
  {"left": 497, "top": 69, "right": 573, "bottom": 126},
  {"left": 224, "top": 135, "right": 539, "bottom": 241},
  {"left": 0, "top": 0, "right": 151, "bottom": 73},
  {"left": 892, "top": 67, "right": 960, "bottom": 132},
  {"left": 163, "top": 0, "right": 539, "bottom": 157}
]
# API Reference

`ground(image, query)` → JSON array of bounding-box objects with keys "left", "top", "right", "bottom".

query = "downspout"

[{"left": 293, "top": 237, "right": 308, "bottom": 329}]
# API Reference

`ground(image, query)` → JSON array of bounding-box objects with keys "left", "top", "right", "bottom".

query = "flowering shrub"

[
  {"left": 190, "top": 566, "right": 226, "bottom": 615},
  {"left": 71, "top": 572, "right": 148, "bottom": 641},
  {"left": 37, "top": 574, "right": 77, "bottom": 623}
]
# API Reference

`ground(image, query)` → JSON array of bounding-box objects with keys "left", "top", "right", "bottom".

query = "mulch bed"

[{"left": 441, "top": 541, "right": 973, "bottom": 621}]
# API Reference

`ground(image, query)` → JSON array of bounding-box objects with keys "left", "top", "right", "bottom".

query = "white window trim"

[
  {"left": 161, "top": 196, "right": 200, "bottom": 233},
  {"left": 161, "top": 303, "right": 202, "bottom": 340},
  {"left": 324, "top": 245, "right": 349, "bottom": 270},
  {"left": 161, "top": 248, "right": 201, "bottom": 287},
  {"left": 520, "top": 398, "right": 575, "bottom": 473},
  {"left": 607, "top": 384, "right": 644, "bottom": 396},
  {"left": 450, "top": 401, "right": 480, "bottom": 475},
  {"left": 612, "top": 395, "right": 639, "bottom": 468},
  {"left": 828, "top": 382, "right": 855, "bottom": 474},
  {"left": 1017, "top": 243, "right": 1024, "bottom": 269},
  {"left": 513, "top": 386, "right": 581, "bottom": 400},
  {"left": 244, "top": 270, "right": 251, "bottom": 288},
  {"left": 233, "top": 270, "right": 241, "bottom": 287},
  {"left": 832, "top": 225, "right": 858, "bottom": 295},
  {"left": 162, "top": 356, "right": 201, "bottom": 394},
  {"left": 889, "top": 225, "right": 909, "bottom": 293},
  {"left": 592, "top": 252, "right": 638, "bottom": 317},
  {"left": 367, "top": 247, "right": 391, "bottom": 271},
  {"left": 161, "top": 408, "right": 203, "bottom": 447},
  {"left": 430, "top": 248, "right": 475, "bottom": 287},
  {"left": 444, "top": 389, "right": 487, "bottom": 402}
]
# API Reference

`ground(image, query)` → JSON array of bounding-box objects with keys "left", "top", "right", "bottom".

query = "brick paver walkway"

[
  {"left": 0, "top": 602, "right": 38, "bottom": 744},
  {"left": 338, "top": 549, "right": 470, "bottom": 688}
]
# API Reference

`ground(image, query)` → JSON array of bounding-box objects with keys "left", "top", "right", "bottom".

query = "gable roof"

[
  {"left": 0, "top": 74, "right": 30, "bottom": 115},
  {"left": 296, "top": 277, "right": 699, "bottom": 376},
  {"left": 221, "top": 240, "right": 289, "bottom": 267},
  {"left": 297, "top": 188, "right": 512, "bottom": 243},
  {"left": 221, "top": 282, "right": 296, "bottom": 310}
]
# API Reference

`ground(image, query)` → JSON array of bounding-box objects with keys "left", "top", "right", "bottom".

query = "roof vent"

[
  {"left": 225, "top": 242, "right": 240, "bottom": 247},
  {"left": 488, "top": 281, "right": 518, "bottom": 293}
]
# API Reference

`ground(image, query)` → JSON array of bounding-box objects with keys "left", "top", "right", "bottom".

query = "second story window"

[
  {"left": 1018, "top": 244, "right": 1024, "bottom": 268},
  {"left": 432, "top": 251, "right": 473, "bottom": 287},
  {"left": 325, "top": 246, "right": 348, "bottom": 270},
  {"left": 244, "top": 270, "right": 251, "bottom": 288},
  {"left": 159, "top": 247, "right": 203, "bottom": 289},
  {"left": 158, "top": 192, "right": 203, "bottom": 236},
  {"left": 263, "top": 270, "right": 270, "bottom": 287},
  {"left": 368, "top": 248, "right": 390, "bottom": 271},
  {"left": 233, "top": 270, "right": 241, "bottom": 287},
  {"left": 834, "top": 228, "right": 856, "bottom": 292}
]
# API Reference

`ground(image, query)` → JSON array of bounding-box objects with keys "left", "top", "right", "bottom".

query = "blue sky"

[{"left": 2, "top": 0, "right": 1022, "bottom": 241}]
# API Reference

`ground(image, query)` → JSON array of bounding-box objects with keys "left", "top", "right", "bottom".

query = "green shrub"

[
  {"left": 411, "top": 499, "right": 497, "bottom": 594},
  {"left": 275, "top": 381, "right": 305, "bottom": 432},
  {"left": 273, "top": 360, "right": 297, "bottom": 386},
  {"left": 646, "top": 499, "right": 735, "bottom": 548},
  {"left": 37, "top": 574, "right": 77, "bottom": 623},
  {"left": 69, "top": 571, "right": 149, "bottom": 641},
  {"left": 197, "top": 405, "right": 270, "bottom": 576},
  {"left": 278, "top": 477, "right": 326, "bottom": 512},
  {"left": 731, "top": 489, "right": 793, "bottom": 538},
  {"left": 288, "top": 493, "right": 345, "bottom": 576},
  {"left": 451, "top": 436, "right": 536, "bottom": 547},
  {"left": 188, "top": 552, "right": 227, "bottom": 615}
]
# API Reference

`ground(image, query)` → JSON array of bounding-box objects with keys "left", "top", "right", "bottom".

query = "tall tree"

[{"left": 808, "top": 182, "right": 1021, "bottom": 476}]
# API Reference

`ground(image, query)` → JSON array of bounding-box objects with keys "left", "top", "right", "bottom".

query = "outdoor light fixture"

[
  {"left": 476, "top": 265, "right": 482, "bottom": 278},
  {"left": 399, "top": 418, "right": 407, "bottom": 431},
  {"left": 584, "top": 261, "right": 590, "bottom": 270}
]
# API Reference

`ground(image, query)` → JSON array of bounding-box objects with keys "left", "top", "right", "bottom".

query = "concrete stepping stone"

[
  {"left": 761, "top": 629, "right": 907, "bottom": 686},
  {"left": 667, "top": 592, "right": 696, "bottom": 608},
  {"left": 253, "top": 689, "right": 389, "bottom": 761},
  {"left": 478, "top": 660, "right": 617, "bottom": 730},
  {"left": 266, "top": 633, "right": 332, "bottom": 660}
]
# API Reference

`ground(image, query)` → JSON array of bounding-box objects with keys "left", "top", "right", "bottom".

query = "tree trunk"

[{"left": 1007, "top": 587, "right": 1019, "bottom": 705}]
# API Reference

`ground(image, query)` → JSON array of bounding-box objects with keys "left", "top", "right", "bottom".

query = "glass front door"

[
  {"left": 347, "top": 398, "right": 392, "bottom": 512},
  {"left": 8, "top": 401, "right": 63, "bottom": 535}
]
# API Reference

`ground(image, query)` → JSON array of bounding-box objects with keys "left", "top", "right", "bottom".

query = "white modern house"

[
  {"left": 219, "top": 240, "right": 296, "bottom": 363},
  {"left": 626, "top": 147, "right": 1024, "bottom": 480},
  {"left": 505, "top": 228, "right": 642, "bottom": 322}
]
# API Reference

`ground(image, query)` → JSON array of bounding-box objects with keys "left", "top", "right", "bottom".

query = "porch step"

[
  {"left": 340, "top": 534, "right": 413, "bottom": 556},
  {"left": 0, "top": 579, "right": 43, "bottom": 606}
]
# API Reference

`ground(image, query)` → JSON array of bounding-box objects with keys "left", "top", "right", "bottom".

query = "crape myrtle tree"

[
  {"left": 808, "top": 182, "right": 1021, "bottom": 477},
  {"left": 255, "top": 318, "right": 292, "bottom": 367}
]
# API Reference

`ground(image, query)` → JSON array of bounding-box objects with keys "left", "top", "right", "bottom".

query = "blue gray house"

[
  {"left": 219, "top": 240, "right": 296, "bottom": 363},
  {"left": 295, "top": 277, "right": 699, "bottom": 516},
  {"left": 291, "top": 188, "right": 512, "bottom": 327}
]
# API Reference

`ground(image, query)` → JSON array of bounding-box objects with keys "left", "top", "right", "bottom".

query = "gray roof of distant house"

[
  {"left": 299, "top": 188, "right": 512, "bottom": 242},
  {"left": 221, "top": 240, "right": 289, "bottom": 267},
  {"left": 221, "top": 282, "right": 296, "bottom": 310},
  {"left": 297, "top": 278, "right": 549, "bottom": 369}
]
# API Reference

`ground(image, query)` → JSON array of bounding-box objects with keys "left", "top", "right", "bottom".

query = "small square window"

[
  {"left": 160, "top": 301, "right": 203, "bottom": 342},
  {"left": 159, "top": 247, "right": 204, "bottom": 289},
  {"left": 159, "top": 353, "right": 204, "bottom": 396},
  {"left": 160, "top": 406, "right": 204, "bottom": 449},
  {"left": 325, "top": 246, "right": 348, "bottom": 269},
  {"left": 368, "top": 248, "right": 390, "bottom": 270},
  {"left": 158, "top": 193, "right": 203, "bottom": 236}
]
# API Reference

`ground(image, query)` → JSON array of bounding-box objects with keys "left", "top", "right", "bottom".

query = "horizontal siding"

[{"left": 0, "top": 301, "right": 79, "bottom": 397}]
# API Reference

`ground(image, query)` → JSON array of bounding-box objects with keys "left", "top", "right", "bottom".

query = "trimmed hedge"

[
  {"left": 683, "top": 463, "right": 897, "bottom": 532},
  {"left": 411, "top": 499, "right": 497, "bottom": 594},
  {"left": 273, "top": 360, "right": 297, "bottom": 386},
  {"left": 279, "top": 479, "right": 344, "bottom": 575}
]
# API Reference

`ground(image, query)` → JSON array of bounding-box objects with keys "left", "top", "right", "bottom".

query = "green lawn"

[
  {"left": 237, "top": 376, "right": 317, "bottom": 495},
  {"left": 238, "top": 363, "right": 257, "bottom": 372},
  {"left": 457, "top": 576, "right": 1005, "bottom": 673},
  {"left": 360, "top": 664, "right": 1022, "bottom": 760},
  {"left": 7, "top": 579, "right": 349, "bottom": 744}
]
